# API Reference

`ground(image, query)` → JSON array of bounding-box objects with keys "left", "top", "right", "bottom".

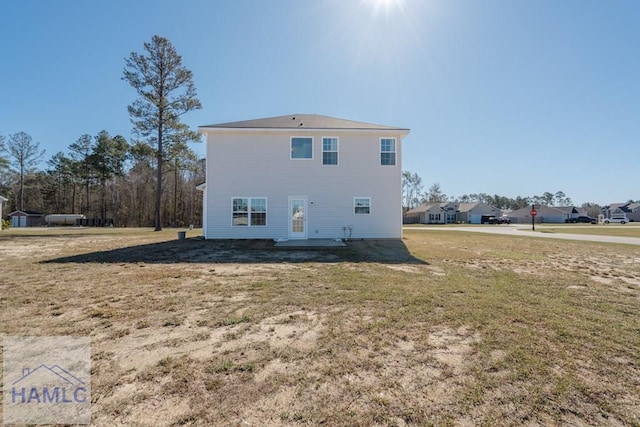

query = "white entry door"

[{"left": 289, "top": 196, "right": 307, "bottom": 239}]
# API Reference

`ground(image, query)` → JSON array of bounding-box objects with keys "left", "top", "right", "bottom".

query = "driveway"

[{"left": 404, "top": 225, "right": 640, "bottom": 246}]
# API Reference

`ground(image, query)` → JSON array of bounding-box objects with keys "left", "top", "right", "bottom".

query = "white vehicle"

[{"left": 604, "top": 214, "right": 629, "bottom": 224}]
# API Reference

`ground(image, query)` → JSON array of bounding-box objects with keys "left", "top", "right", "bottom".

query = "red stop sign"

[{"left": 530, "top": 209, "right": 537, "bottom": 216}]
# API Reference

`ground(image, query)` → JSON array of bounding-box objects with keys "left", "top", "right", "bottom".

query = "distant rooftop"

[{"left": 200, "top": 114, "right": 409, "bottom": 132}]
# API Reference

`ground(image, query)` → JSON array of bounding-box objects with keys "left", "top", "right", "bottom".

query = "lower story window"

[
  {"left": 232, "top": 197, "right": 267, "bottom": 226},
  {"left": 354, "top": 197, "right": 371, "bottom": 215}
]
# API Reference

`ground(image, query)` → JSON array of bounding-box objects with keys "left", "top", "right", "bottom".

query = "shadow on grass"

[{"left": 42, "top": 238, "right": 427, "bottom": 265}]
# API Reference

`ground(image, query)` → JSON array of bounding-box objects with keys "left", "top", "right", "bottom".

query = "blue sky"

[{"left": 1, "top": 0, "right": 638, "bottom": 205}]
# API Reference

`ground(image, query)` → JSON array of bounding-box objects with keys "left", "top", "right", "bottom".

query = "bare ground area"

[{"left": 1, "top": 228, "right": 640, "bottom": 426}]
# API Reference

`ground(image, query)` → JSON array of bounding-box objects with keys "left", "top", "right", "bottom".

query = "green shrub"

[{"left": 1, "top": 219, "right": 10, "bottom": 230}]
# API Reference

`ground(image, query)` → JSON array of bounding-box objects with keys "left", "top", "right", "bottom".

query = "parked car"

[
  {"left": 481, "top": 216, "right": 495, "bottom": 224},
  {"left": 604, "top": 215, "right": 629, "bottom": 224},
  {"left": 566, "top": 216, "right": 597, "bottom": 224},
  {"left": 484, "top": 216, "right": 511, "bottom": 224}
]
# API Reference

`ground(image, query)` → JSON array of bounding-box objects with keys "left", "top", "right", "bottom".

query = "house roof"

[
  {"left": 200, "top": 114, "right": 410, "bottom": 133},
  {"left": 405, "top": 202, "right": 453, "bottom": 214},
  {"left": 457, "top": 202, "right": 501, "bottom": 213},
  {"left": 456, "top": 202, "right": 479, "bottom": 212},
  {"left": 609, "top": 202, "right": 640, "bottom": 212},
  {"left": 604, "top": 203, "right": 627, "bottom": 210},
  {"left": 406, "top": 202, "right": 501, "bottom": 215},
  {"left": 554, "top": 206, "right": 579, "bottom": 214},
  {"left": 506, "top": 205, "right": 567, "bottom": 217},
  {"left": 7, "top": 210, "right": 43, "bottom": 216}
]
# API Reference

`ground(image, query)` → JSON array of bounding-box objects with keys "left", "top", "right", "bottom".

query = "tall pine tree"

[{"left": 123, "top": 35, "right": 202, "bottom": 231}]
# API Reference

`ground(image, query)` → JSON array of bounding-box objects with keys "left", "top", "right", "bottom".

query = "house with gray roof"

[
  {"left": 456, "top": 202, "right": 502, "bottom": 223},
  {"left": 404, "top": 202, "right": 457, "bottom": 224},
  {"left": 505, "top": 205, "right": 572, "bottom": 224},
  {"left": 602, "top": 202, "right": 640, "bottom": 222},
  {"left": 554, "top": 206, "right": 583, "bottom": 221},
  {"left": 405, "top": 202, "right": 501, "bottom": 224},
  {"left": 198, "top": 114, "right": 410, "bottom": 239}
]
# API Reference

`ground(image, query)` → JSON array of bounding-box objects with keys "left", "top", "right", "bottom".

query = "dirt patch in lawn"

[
  {"left": 1, "top": 229, "right": 640, "bottom": 426},
  {"left": 453, "top": 245, "right": 640, "bottom": 294}
]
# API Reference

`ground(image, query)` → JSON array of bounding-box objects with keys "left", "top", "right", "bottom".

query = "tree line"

[
  {"left": 402, "top": 170, "right": 614, "bottom": 216},
  {"left": 0, "top": 35, "right": 203, "bottom": 229},
  {"left": 0, "top": 130, "right": 204, "bottom": 227}
]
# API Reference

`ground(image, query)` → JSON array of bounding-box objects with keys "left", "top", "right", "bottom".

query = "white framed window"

[
  {"left": 354, "top": 197, "right": 371, "bottom": 215},
  {"left": 291, "top": 137, "right": 313, "bottom": 159},
  {"left": 380, "top": 138, "right": 396, "bottom": 166},
  {"left": 322, "top": 137, "right": 338, "bottom": 165},
  {"left": 232, "top": 197, "right": 267, "bottom": 226}
]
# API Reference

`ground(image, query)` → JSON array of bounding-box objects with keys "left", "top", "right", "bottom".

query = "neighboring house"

[
  {"left": 626, "top": 203, "right": 640, "bottom": 222},
  {"left": 601, "top": 203, "right": 626, "bottom": 218},
  {"left": 0, "top": 195, "right": 7, "bottom": 230},
  {"left": 8, "top": 210, "right": 44, "bottom": 228},
  {"left": 405, "top": 202, "right": 500, "bottom": 224},
  {"left": 457, "top": 202, "right": 501, "bottom": 224},
  {"left": 404, "top": 202, "right": 457, "bottom": 224},
  {"left": 505, "top": 205, "right": 571, "bottom": 224},
  {"left": 198, "top": 114, "right": 410, "bottom": 239},
  {"left": 555, "top": 206, "right": 582, "bottom": 221},
  {"left": 601, "top": 202, "right": 640, "bottom": 222}
]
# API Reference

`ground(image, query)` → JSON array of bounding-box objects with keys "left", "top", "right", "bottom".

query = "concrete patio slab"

[{"left": 274, "top": 239, "right": 347, "bottom": 248}]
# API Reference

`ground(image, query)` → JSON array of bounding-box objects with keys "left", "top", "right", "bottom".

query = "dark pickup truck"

[
  {"left": 482, "top": 216, "right": 511, "bottom": 224},
  {"left": 566, "top": 216, "right": 597, "bottom": 224}
]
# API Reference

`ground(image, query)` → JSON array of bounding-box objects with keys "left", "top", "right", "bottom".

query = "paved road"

[{"left": 404, "top": 225, "right": 640, "bottom": 246}]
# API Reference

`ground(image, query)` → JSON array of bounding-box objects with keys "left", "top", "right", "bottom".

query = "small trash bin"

[{"left": 177, "top": 231, "right": 186, "bottom": 240}]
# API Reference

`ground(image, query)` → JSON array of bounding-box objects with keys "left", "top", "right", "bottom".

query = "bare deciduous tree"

[{"left": 7, "top": 132, "right": 45, "bottom": 210}]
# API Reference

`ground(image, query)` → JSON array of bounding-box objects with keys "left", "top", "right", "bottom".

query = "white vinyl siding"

[{"left": 203, "top": 130, "right": 404, "bottom": 239}]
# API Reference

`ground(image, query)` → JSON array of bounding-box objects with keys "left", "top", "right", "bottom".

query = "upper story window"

[
  {"left": 291, "top": 137, "right": 313, "bottom": 159},
  {"left": 322, "top": 137, "right": 338, "bottom": 165},
  {"left": 380, "top": 138, "right": 396, "bottom": 166}
]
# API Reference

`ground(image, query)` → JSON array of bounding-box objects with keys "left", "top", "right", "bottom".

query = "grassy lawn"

[
  {"left": 532, "top": 225, "right": 640, "bottom": 238},
  {"left": 404, "top": 223, "right": 485, "bottom": 227},
  {"left": 1, "top": 228, "right": 640, "bottom": 426}
]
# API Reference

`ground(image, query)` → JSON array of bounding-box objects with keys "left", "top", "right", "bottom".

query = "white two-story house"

[{"left": 198, "top": 114, "right": 410, "bottom": 240}]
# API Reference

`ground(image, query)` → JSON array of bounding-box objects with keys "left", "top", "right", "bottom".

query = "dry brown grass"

[
  {"left": 533, "top": 225, "right": 640, "bottom": 238},
  {"left": 1, "top": 228, "right": 639, "bottom": 426}
]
